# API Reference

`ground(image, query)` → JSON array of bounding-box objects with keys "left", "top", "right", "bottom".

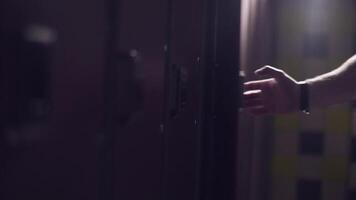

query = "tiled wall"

[{"left": 271, "top": 0, "right": 356, "bottom": 200}]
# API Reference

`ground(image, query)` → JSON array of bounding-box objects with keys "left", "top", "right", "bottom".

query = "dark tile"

[
  {"left": 297, "top": 179, "right": 322, "bottom": 200},
  {"left": 299, "top": 131, "right": 324, "bottom": 156},
  {"left": 348, "top": 189, "right": 356, "bottom": 200},
  {"left": 350, "top": 137, "right": 356, "bottom": 162},
  {"left": 303, "top": 33, "right": 328, "bottom": 59}
]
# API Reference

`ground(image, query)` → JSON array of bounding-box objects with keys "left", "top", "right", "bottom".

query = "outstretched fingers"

[
  {"left": 243, "top": 90, "right": 263, "bottom": 108},
  {"left": 244, "top": 80, "right": 263, "bottom": 91},
  {"left": 243, "top": 92, "right": 270, "bottom": 115},
  {"left": 243, "top": 78, "right": 278, "bottom": 115},
  {"left": 249, "top": 106, "right": 269, "bottom": 115}
]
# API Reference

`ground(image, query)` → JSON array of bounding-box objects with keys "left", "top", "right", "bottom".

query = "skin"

[{"left": 243, "top": 54, "right": 356, "bottom": 115}]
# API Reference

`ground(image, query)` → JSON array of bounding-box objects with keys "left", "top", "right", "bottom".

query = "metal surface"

[
  {"left": 199, "top": 0, "right": 242, "bottom": 199},
  {"left": 0, "top": 1, "right": 242, "bottom": 200},
  {"left": 113, "top": 0, "right": 168, "bottom": 199},
  {"left": 162, "top": 0, "right": 206, "bottom": 199},
  {"left": 0, "top": 1, "right": 107, "bottom": 199},
  {"left": 98, "top": 0, "right": 120, "bottom": 199}
]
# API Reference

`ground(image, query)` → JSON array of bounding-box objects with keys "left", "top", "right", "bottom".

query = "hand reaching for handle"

[{"left": 243, "top": 66, "right": 301, "bottom": 115}]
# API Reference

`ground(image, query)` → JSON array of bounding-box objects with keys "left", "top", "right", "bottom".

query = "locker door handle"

[
  {"left": 238, "top": 70, "right": 245, "bottom": 109},
  {"left": 169, "top": 64, "right": 188, "bottom": 118}
]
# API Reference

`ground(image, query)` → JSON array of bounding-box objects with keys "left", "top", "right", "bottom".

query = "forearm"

[{"left": 304, "top": 54, "right": 356, "bottom": 110}]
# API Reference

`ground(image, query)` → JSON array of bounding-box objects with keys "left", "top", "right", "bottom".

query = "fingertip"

[
  {"left": 255, "top": 66, "right": 269, "bottom": 75},
  {"left": 243, "top": 89, "right": 262, "bottom": 96},
  {"left": 243, "top": 82, "right": 256, "bottom": 91},
  {"left": 243, "top": 82, "right": 251, "bottom": 86},
  {"left": 254, "top": 68, "right": 263, "bottom": 75}
]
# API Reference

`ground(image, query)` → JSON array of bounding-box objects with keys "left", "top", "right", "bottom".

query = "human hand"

[{"left": 243, "top": 66, "right": 301, "bottom": 115}]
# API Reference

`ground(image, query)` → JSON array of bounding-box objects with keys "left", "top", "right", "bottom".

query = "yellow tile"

[
  {"left": 274, "top": 114, "right": 299, "bottom": 134},
  {"left": 272, "top": 155, "right": 297, "bottom": 178},
  {"left": 273, "top": 132, "right": 298, "bottom": 155},
  {"left": 322, "top": 156, "right": 348, "bottom": 181},
  {"left": 324, "top": 134, "right": 349, "bottom": 156},
  {"left": 325, "top": 105, "right": 351, "bottom": 134}
]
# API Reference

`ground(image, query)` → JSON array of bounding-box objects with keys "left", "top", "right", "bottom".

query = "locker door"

[
  {"left": 199, "top": 0, "right": 242, "bottom": 199},
  {"left": 162, "top": 0, "right": 206, "bottom": 199},
  {"left": 112, "top": 0, "right": 168, "bottom": 199},
  {"left": 0, "top": 1, "right": 107, "bottom": 199}
]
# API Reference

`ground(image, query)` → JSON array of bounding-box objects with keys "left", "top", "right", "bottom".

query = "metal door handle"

[
  {"left": 169, "top": 64, "right": 188, "bottom": 118},
  {"left": 238, "top": 70, "right": 245, "bottom": 109}
]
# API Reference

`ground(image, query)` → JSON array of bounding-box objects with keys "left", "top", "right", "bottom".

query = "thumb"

[{"left": 255, "top": 66, "right": 283, "bottom": 79}]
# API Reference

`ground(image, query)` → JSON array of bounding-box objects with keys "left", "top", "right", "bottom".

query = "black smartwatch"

[{"left": 300, "top": 82, "right": 310, "bottom": 114}]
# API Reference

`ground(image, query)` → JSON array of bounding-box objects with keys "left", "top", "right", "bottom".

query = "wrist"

[{"left": 299, "top": 81, "right": 310, "bottom": 114}]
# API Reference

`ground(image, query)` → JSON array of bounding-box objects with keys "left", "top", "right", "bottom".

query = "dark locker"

[
  {"left": 199, "top": 0, "right": 242, "bottom": 199},
  {"left": 0, "top": 0, "right": 242, "bottom": 200},
  {"left": 107, "top": 0, "right": 208, "bottom": 199},
  {"left": 162, "top": 0, "right": 205, "bottom": 199},
  {"left": 163, "top": 0, "right": 242, "bottom": 199},
  {"left": 112, "top": 0, "right": 168, "bottom": 199},
  {"left": 0, "top": 0, "right": 108, "bottom": 199},
  {"left": 112, "top": 0, "right": 242, "bottom": 199}
]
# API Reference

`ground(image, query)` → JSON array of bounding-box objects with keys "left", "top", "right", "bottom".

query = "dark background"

[{"left": 0, "top": 0, "right": 241, "bottom": 200}]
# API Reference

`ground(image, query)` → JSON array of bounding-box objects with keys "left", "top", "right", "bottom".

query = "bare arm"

[
  {"left": 243, "top": 54, "right": 356, "bottom": 115},
  {"left": 306, "top": 54, "right": 356, "bottom": 109}
]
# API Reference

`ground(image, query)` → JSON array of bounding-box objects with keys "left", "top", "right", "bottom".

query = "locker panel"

[
  {"left": 0, "top": 0, "right": 107, "bottom": 199},
  {"left": 201, "top": 0, "right": 241, "bottom": 199},
  {"left": 163, "top": 0, "right": 206, "bottom": 199},
  {"left": 198, "top": 0, "right": 241, "bottom": 199},
  {"left": 113, "top": 0, "right": 168, "bottom": 199}
]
